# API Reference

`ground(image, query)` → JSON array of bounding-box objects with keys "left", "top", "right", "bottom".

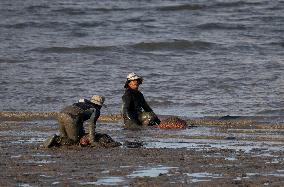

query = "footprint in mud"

[{"left": 225, "top": 136, "right": 236, "bottom": 140}]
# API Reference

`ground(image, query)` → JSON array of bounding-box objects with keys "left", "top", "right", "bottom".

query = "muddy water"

[{"left": 1, "top": 0, "right": 284, "bottom": 117}]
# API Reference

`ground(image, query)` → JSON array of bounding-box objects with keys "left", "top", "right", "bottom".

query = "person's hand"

[{"left": 150, "top": 112, "right": 161, "bottom": 124}]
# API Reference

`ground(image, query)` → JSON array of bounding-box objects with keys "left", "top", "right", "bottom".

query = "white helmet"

[
  {"left": 90, "top": 95, "right": 105, "bottom": 106},
  {"left": 127, "top": 72, "right": 143, "bottom": 82},
  {"left": 124, "top": 72, "right": 144, "bottom": 88}
]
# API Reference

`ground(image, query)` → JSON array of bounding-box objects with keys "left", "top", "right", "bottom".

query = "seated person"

[{"left": 122, "top": 72, "right": 160, "bottom": 129}]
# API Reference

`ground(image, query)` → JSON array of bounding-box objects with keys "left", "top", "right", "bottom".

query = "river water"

[{"left": 0, "top": 0, "right": 283, "bottom": 117}]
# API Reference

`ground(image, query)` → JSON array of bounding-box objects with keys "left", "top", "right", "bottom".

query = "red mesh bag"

[
  {"left": 156, "top": 117, "right": 187, "bottom": 129},
  {"left": 80, "top": 135, "right": 90, "bottom": 146}
]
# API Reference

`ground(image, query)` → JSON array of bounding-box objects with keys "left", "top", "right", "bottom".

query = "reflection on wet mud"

[
  {"left": 80, "top": 177, "right": 125, "bottom": 186},
  {"left": 225, "top": 156, "right": 236, "bottom": 161},
  {"left": 11, "top": 155, "right": 22, "bottom": 158},
  {"left": 246, "top": 172, "right": 284, "bottom": 178},
  {"left": 144, "top": 139, "right": 283, "bottom": 154},
  {"left": 128, "top": 166, "right": 177, "bottom": 178},
  {"left": 19, "top": 184, "right": 33, "bottom": 187},
  {"left": 186, "top": 172, "right": 223, "bottom": 183},
  {"left": 23, "top": 160, "right": 56, "bottom": 164}
]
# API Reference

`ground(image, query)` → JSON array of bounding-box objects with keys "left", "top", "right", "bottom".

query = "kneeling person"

[{"left": 44, "top": 95, "right": 121, "bottom": 148}]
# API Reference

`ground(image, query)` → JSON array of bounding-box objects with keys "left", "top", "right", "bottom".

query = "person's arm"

[
  {"left": 140, "top": 93, "right": 161, "bottom": 125},
  {"left": 87, "top": 109, "right": 100, "bottom": 144},
  {"left": 140, "top": 93, "right": 153, "bottom": 112}
]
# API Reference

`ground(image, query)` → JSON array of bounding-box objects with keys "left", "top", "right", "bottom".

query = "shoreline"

[{"left": 1, "top": 111, "right": 284, "bottom": 129}]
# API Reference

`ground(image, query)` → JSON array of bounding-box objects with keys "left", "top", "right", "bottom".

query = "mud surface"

[{"left": 1, "top": 115, "right": 284, "bottom": 186}]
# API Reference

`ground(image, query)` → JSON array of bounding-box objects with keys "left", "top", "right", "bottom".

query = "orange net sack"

[
  {"left": 156, "top": 117, "right": 187, "bottom": 129},
  {"left": 80, "top": 135, "right": 90, "bottom": 146}
]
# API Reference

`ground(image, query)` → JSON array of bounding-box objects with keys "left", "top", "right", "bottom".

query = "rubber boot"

[{"left": 43, "top": 134, "right": 57, "bottom": 148}]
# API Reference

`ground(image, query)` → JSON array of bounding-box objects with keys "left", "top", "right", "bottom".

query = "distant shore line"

[{"left": 1, "top": 111, "right": 283, "bottom": 129}]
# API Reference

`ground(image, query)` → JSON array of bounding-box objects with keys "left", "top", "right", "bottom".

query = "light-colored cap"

[
  {"left": 90, "top": 95, "right": 105, "bottom": 106},
  {"left": 78, "top": 98, "right": 85, "bottom": 103},
  {"left": 127, "top": 72, "right": 143, "bottom": 82}
]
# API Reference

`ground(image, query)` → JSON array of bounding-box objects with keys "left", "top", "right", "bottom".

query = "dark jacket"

[
  {"left": 61, "top": 99, "right": 100, "bottom": 122},
  {"left": 122, "top": 88, "right": 153, "bottom": 126}
]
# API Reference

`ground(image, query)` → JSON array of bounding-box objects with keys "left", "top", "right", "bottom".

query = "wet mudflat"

[{"left": 1, "top": 117, "right": 284, "bottom": 186}]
